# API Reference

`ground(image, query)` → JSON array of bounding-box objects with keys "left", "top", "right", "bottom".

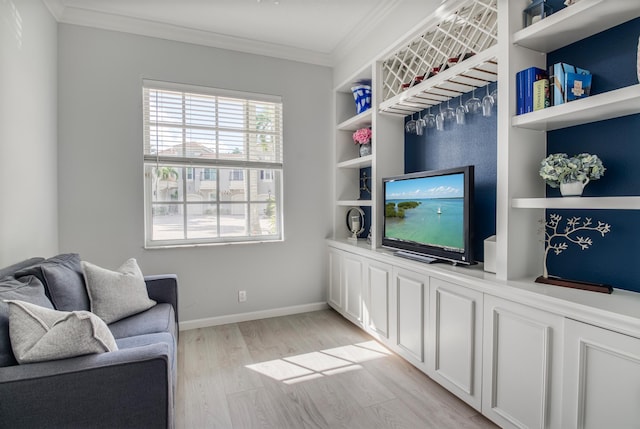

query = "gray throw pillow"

[
  {"left": 82, "top": 258, "right": 156, "bottom": 324},
  {"left": 15, "top": 253, "right": 90, "bottom": 311},
  {"left": 5, "top": 300, "right": 118, "bottom": 364},
  {"left": 0, "top": 276, "right": 54, "bottom": 367}
]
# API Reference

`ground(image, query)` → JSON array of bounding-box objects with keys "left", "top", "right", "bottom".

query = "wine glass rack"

[{"left": 380, "top": 0, "right": 498, "bottom": 116}]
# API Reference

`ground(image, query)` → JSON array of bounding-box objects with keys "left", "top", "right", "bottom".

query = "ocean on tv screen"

[{"left": 385, "top": 198, "right": 464, "bottom": 251}]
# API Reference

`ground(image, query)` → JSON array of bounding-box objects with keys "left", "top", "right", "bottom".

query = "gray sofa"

[{"left": 0, "top": 255, "right": 178, "bottom": 429}]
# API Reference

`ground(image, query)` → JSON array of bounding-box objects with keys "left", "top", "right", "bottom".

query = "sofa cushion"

[
  {"left": 108, "top": 303, "right": 176, "bottom": 340},
  {"left": 0, "top": 257, "right": 44, "bottom": 279},
  {"left": 82, "top": 258, "right": 156, "bottom": 324},
  {"left": 0, "top": 276, "right": 54, "bottom": 367},
  {"left": 116, "top": 332, "right": 176, "bottom": 381},
  {"left": 15, "top": 253, "right": 90, "bottom": 312},
  {"left": 5, "top": 300, "right": 118, "bottom": 364}
]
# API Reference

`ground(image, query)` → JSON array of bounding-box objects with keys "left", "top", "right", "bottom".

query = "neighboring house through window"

[{"left": 142, "top": 80, "right": 283, "bottom": 247}]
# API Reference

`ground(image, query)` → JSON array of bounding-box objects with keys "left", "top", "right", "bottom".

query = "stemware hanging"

[
  {"left": 435, "top": 105, "right": 445, "bottom": 131},
  {"left": 456, "top": 97, "right": 467, "bottom": 125},
  {"left": 425, "top": 107, "right": 436, "bottom": 128},
  {"left": 465, "top": 88, "right": 482, "bottom": 114},
  {"left": 444, "top": 100, "right": 456, "bottom": 121},
  {"left": 482, "top": 84, "right": 494, "bottom": 117},
  {"left": 416, "top": 111, "right": 426, "bottom": 136},
  {"left": 405, "top": 113, "right": 417, "bottom": 134}
]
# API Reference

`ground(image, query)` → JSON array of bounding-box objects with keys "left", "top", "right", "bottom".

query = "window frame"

[{"left": 142, "top": 80, "right": 284, "bottom": 248}]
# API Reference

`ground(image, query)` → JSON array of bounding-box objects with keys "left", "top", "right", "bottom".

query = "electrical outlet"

[{"left": 238, "top": 290, "right": 247, "bottom": 302}]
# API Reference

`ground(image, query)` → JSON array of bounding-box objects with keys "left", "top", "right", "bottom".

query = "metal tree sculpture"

[{"left": 543, "top": 213, "right": 611, "bottom": 278}]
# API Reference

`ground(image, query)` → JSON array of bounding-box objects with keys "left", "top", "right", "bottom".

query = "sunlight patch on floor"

[{"left": 245, "top": 340, "right": 391, "bottom": 384}]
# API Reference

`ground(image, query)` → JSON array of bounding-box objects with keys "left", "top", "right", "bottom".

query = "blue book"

[{"left": 516, "top": 70, "right": 525, "bottom": 115}]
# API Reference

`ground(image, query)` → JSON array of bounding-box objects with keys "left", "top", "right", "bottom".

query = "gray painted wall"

[
  {"left": 0, "top": 0, "right": 58, "bottom": 265},
  {"left": 57, "top": 24, "right": 332, "bottom": 323}
]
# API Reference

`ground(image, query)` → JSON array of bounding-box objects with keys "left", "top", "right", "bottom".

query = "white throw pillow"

[
  {"left": 82, "top": 258, "right": 156, "bottom": 324},
  {"left": 5, "top": 299, "right": 118, "bottom": 364}
]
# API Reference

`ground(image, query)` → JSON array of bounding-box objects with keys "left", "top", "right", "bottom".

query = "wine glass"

[
  {"left": 416, "top": 111, "right": 426, "bottom": 136},
  {"left": 482, "top": 84, "right": 494, "bottom": 117},
  {"left": 435, "top": 105, "right": 445, "bottom": 131},
  {"left": 465, "top": 87, "right": 482, "bottom": 114},
  {"left": 444, "top": 100, "right": 456, "bottom": 121},
  {"left": 425, "top": 107, "right": 436, "bottom": 128},
  {"left": 405, "top": 113, "right": 416, "bottom": 134},
  {"left": 456, "top": 97, "right": 467, "bottom": 125},
  {"left": 490, "top": 84, "right": 498, "bottom": 107}
]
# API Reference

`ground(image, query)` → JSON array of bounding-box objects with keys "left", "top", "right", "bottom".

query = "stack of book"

[
  {"left": 516, "top": 63, "right": 592, "bottom": 115},
  {"left": 515, "top": 67, "right": 548, "bottom": 115}
]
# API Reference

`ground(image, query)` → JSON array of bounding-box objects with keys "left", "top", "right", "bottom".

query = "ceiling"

[{"left": 44, "top": 0, "right": 436, "bottom": 66}]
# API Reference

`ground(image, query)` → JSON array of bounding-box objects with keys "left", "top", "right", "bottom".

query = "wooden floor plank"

[{"left": 176, "top": 309, "right": 498, "bottom": 429}]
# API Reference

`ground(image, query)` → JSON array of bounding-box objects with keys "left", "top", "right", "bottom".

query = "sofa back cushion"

[
  {"left": 0, "top": 276, "right": 54, "bottom": 367},
  {"left": 0, "top": 257, "right": 45, "bottom": 279},
  {"left": 15, "top": 254, "right": 90, "bottom": 312}
]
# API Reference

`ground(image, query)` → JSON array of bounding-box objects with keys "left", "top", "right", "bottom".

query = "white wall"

[
  {"left": 57, "top": 24, "right": 332, "bottom": 323},
  {"left": 0, "top": 0, "right": 58, "bottom": 265}
]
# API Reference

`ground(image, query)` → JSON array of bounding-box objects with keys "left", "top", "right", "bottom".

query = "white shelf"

[
  {"left": 337, "top": 155, "right": 372, "bottom": 169},
  {"left": 337, "top": 109, "right": 373, "bottom": 131},
  {"left": 512, "top": 196, "right": 640, "bottom": 210},
  {"left": 378, "top": 45, "right": 499, "bottom": 117},
  {"left": 337, "top": 200, "right": 373, "bottom": 207},
  {"left": 513, "top": 0, "right": 640, "bottom": 53},
  {"left": 511, "top": 84, "right": 640, "bottom": 131}
]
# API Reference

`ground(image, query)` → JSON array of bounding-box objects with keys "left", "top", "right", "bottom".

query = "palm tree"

[{"left": 154, "top": 166, "right": 178, "bottom": 200}]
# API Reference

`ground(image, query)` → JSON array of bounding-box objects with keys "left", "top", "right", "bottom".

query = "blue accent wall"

[
  {"left": 404, "top": 82, "right": 498, "bottom": 261},
  {"left": 546, "top": 17, "right": 640, "bottom": 292}
]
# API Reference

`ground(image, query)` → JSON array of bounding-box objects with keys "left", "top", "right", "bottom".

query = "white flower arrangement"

[{"left": 539, "top": 153, "right": 605, "bottom": 188}]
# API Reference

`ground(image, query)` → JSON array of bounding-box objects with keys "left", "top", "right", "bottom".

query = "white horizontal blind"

[
  {"left": 142, "top": 80, "right": 284, "bottom": 247},
  {"left": 143, "top": 80, "right": 283, "bottom": 168}
]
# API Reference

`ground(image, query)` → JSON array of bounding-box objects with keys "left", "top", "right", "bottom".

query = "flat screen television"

[{"left": 382, "top": 166, "right": 474, "bottom": 265}]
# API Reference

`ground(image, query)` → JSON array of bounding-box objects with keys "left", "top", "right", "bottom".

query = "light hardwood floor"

[{"left": 176, "top": 309, "right": 498, "bottom": 429}]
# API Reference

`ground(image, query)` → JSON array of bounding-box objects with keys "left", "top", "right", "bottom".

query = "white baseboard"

[{"left": 179, "top": 301, "right": 329, "bottom": 331}]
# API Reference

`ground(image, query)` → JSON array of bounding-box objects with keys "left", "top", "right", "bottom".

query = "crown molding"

[
  {"left": 331, "top": 0, "right": 404, "bottom": 63},
  {"left": 43, "top": 0, "right": 334, "bottom": 66},
  {"left": 43, "top": 0, "right": 64, "bottom": 20}
]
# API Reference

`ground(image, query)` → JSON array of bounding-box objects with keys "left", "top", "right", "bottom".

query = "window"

[{"left": 143, "top": 80, "right": 283, "bottom": 247}]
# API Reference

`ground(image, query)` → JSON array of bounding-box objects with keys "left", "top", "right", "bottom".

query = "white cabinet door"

[
  {"left": 343, "top": 252, "right": 364, "bottom": 325},
  {"left": 482, "top": 295, "right": 563, "bottom": 429},
  {"left": 428, "top": 277, "right": 483, "bottom": 411},
  {"left": 364, "top": 260, "right": 391, "bottom": 340},
  {"left": 391, "top": 267, "right": 427, "bottom": 367},
  {"left": 562, "top": 319, "right": 640, "bottom": 429},
  {"left": 327, "top": 247, "right": 343, "bottom": 311}
]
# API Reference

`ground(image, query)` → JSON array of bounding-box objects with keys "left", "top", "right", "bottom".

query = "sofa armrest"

[
  {"left": 0, "top": 344, "right": 173, "bottom": 428},
  {"left": 145, "top": 274, "right": 178, "bottom": 323}
]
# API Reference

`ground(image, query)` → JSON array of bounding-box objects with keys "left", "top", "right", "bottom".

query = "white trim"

[
  {"left": 179, "top": 301, "right": 328, "bottom": 331},
  {"left": 43, "top": 0, "right": 401, "bottom": 67}
]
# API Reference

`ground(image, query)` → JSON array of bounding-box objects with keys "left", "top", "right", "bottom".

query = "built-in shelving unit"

[
  {"left": 337, "top": 109, "right": 372, "bottom": 132},
  {"left": 512, "top": 0, "right": 640, "bottom": 53},
  {"left": 512, "top": 197, "right": 640, "bottom": 210},
  {"left": 336, "top": 155, "right": 372, "bottom": 170},
  {"left": 332, "top": 0, "right": 640, "bottom": 274},
  {"left": 512, "top": 84, "right": 640, "bottom": 131},
  {"left": 496, "top": 0, "right": 640, "bottom": 280}
]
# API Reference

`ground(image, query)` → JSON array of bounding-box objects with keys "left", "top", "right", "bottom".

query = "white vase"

[
  {"left": 359, "top": 142, "right": 371, "bottom": 157},
  {"left": 560, "top": 178, "right": 589, "bottom": 197}
]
